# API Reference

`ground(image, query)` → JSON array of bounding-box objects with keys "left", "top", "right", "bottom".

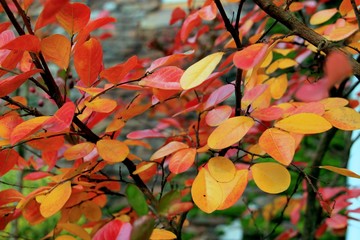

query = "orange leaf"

[
  {"left": 310, "top": 8, "right": 338, "bottom": 25},
  {"left": 42, "top": 102, "right": 75, "bottom": 133},
  {"left": 0, "top": 189, "right": 23, "bottom": 206},
  {"left": 64, "top": 142, "right": 95, "bottom": 160},
  {"left": 39, "top": 181, "right": 72, "bottom": 218},
  {"left": 74, "top": 38, "right": 103, "bottom": 87},
  {"left": 169, "top": 148, "right": 196, "bottom": 174},
  {"left": 105, "top": 118, "right": 125, "bottom": 133},
  {"left": 191, "top": 168, "right": 223, "bottom": 213},
  {"left": 180, "top": 52, "right": 224, "bottom": 90},
  {"left": 208, "top": 157, "right": 236, "bottom": 183},
  {"left": 150, "top": 141, "right": 189, "bottom": 160},
  {"left": 324, "top": 51, "right": 352, "bottom": 88},
  {"left": 319, "top": 98, "right": 349, "bottom": 110},
  {"left": 251, "top": 162, "right": 290, "bottom": 194},
  {"left": 80, "top": 201, "right": 102, "bottom": 222},
  {"left": 0, "top": 149, "right": 20, "bottom": 177},
  {"left": 259, "top": 128, "right": 295, "bottom": 166},
  {"left": 84, "top": 98, "right": 117, "bottom": 113},
  {"left": 100, "top": 56, "right": 138, "bottom": 84},
  {"left": 274, "top": 113, "right": 332, "bottom": 134},
  {"left": 0, "top": 34, "right": 40, "bottom": 53},
  {"left": 41, "top": 34, "right": 71, "bottom": 69},
  {"left": 217, "top": 170, "right": 248, "bottom": 210},
  {"left": 0, "top": 69, "right": 42, "bottom": 97},
  {"left": 35, "top": 0, "right": 69, "bottom": 30},
  {"left": 323, "top": 107, "right": 360, "bottom": 130},
  {"left": 233, "top": 43, "right": 268, "bottom": 70},
  {"left": 139, "top": 66, "right": 183, "bottom": 90},
  {"left": 56, "top": 2, "right": 91, "bottom": 35},
  {"left": 150, "top": 229, "right": 177, "bottom": 240},
  {"left": 207, "top": 116, "right": 254, "bottom": 149},
  {"left": 10, "top": 116, "right": 51, "bottom": 145},
  {"left": 96, "top": 139, "right": 129, "bottom": 163},
  {"left": 319, "top": 165, "right": 360, "bottom": 178},
  {"left": 58, "top": 223, "right": 91, "bottom": 240},
  {"left": 0, "top": 112, "right": 23, "bottom": 139}
]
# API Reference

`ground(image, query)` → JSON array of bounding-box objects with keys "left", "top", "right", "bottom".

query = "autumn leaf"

[
  {"left": 139, "top": 66, "right": 183, "bottom": 90},
  {"left": 41, "top": 34, "right": 71, "bottom": 69},
  {"left": 0, "top": 34, "right": 40, "bottom": 53},
  {"left": 150, "top": 141, "right": 189, "bottom": 160},
  {"left": 191, "top": 168, "right": 223, "bottom": 213},
  {"left": 207, "top": 116, "right": 254, "bottom": 149},
  {"left": 42, "top": 102, "right": 75, "bottom": 133},
  {"left": 324, "top": 51, "right": 352, "bottom": 88},
  {"left": 207, "top": 157, "right": 236, "bottom": 183},
  {"left": 233, "top": 43, "right": 268, "bottom": 70},
  {"left": 93, "top": 220, "right": 132, "bottom": 240},
  {"left": 319, "top": 166, "right": 360, "bottom": 178},
  {"left": 84, "top": 98, "right": 117, "bottom": 113},
  {"left": 168, "top": 148, "right": 196, "bottom": 174},
  {"left": 35, "top": 0, "right": 69, "bottom": 30},
  {"left": 274, "top": 113, "right": 332, "bottom": 134},
  {"left": 10, "top": 116, "right": 51, "bottom": 145},
  {"left": 74, "top": 38, "right": 103, "bottom": 87},
  {"left": 259, "top": 128, "right": 295, "bottom": 166},
  {"left": 64, "top": 142, "right": 95, "bottom": 160},
  {"left": 96, "top": 139, "right": 129, "bottom": 163},
  {"left": 180, "top": 11, "right": 201, "bottom": 42},
  {"left": 323, "top": 107, "right": 360, "bottom": 130},
  {"left": 80, "top": 201, "right": 102, "bottom": 221},
  {"left": 58, "top": 223, "right": 91, "bottom": 240},
  {"left": 310, "top": 8, "right": 338, "bottom": 25},
  {"left": 150, "top": 229, "right": 177, "bottom": 240},
  {"left": 56, "top": 2, "right": 91, "bottom": 35},
  {"left": 39, "top": 181, "right": 72, "bottom": 218},
  {"left": 180, "top": 52, "right": 224, "bottom": 90},
  {"left": 251, "top": 162, "right": 291, "bottom": 194},
  {"left": 100, "top": 55, "right": 138, "bottom": 84},
  {"left": 205, "top": 105, "right": 232, "bottom": 126}
]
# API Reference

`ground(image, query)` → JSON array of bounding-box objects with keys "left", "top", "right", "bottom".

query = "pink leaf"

[
  {"left": 127, "top": 129, "right": 165, "bottom": 139},
  {"left": 93, "top": 220, "right": 132, "bottom": 240},
  {"left": 204, "top": 84, "right": 235, "bottom": 109},
  {"left": 324, "top": 50, "right": 353, "bottom": 88}
]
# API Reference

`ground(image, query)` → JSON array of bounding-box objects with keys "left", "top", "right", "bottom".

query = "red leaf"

[
  {"left": 147, "top": 51, "right": 194, "bottom": 72},
  {"left": 56, "top": 2, "right": 91, "bottom": 35},
  {"left": 75, "top": 17, "right": 116, "bottom": 47},
  {"left": 127, "top": 129, "right": 165, "bottom": 139},
  {"left": 251, "top": 106, "right": 283, "bottom": 121},
  {"left": 42, "top": 102, "right": 75, "bottom": 133},
  {"left": 0, "top": 69, "right": 42, "bottom": 97},
  {"left": 74, "top": 38, "right": 103, "bottom": 87},
  {"left": 93, "top": 220, "right": 132, "bottom": 240},
  {"left": 0, "top": 29, "right": 15, "bottom": 62},
  {"left": 199, "top": 2, "right": 217, "bottom": 21},
  {"left": 100, "top": 56, "right": 138, "bottom": 84},
  {"left": 0, "top": 149, "right": 20, "bottom": 177},
  {"left": 295, "top": 78, "right": 329, "bottom": 102},
  {"left": 10, "top": 116, "right": 50, "bottom": 145},
  {"left": 180, "top": 12, "right": 201, "bottom": 42},
  {"left": 170, "top": 7, "right": 186, "bottom": 25},
  {"left": 0, "top": 189, "right": 23, "bottom": 206},
  {"left": 233, "top": 43, "right": 268, "bottom": 70},
  {"left": 0, "top": 22, "right": 11, "bottom": 33},
  {"left": 139, "top": 66, "right": 183, "bottom": 90},
  {"left": 0, "top": 34, "right": 40, "bottom": 53},
  {"left": 24, "top": 172, "right": 51, "bottom": 181},
  {"left": 0, "top": 50, "right": 24, "bottom": 77},
  {"left": 34, "top": 0, "right": 69, "bottom": 31},
  {"left": 324, "top": 50, "right": 353, "bottom": 88},
  {"left": 325, "top": 214, "right": 347, "bottom": 229}
]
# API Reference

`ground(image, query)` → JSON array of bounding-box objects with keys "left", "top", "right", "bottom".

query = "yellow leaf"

[
  {"left": 208, "top": 157, "right": 236, "bottom": 183},
  {"left": 40, "top": 181, "right": 72, "bottom": 218},
  {"left": 259, "top": 128, "right": 295, "bottom": 166},
  {"left": 150, "top": 229, "right": 177, "bottom": 240},
  {"left": 207, "top": 116, "right": 254, "bottom": 149},
  {"left": 84, "top": 98, "right": 117, "bottom": 113},
  {"left": 319, "top": 165, "right": 360, "bottom": 178},
  {"left": 96, "top": 139, "right": 129, "bottom": 163},
  {"left": 64, "top": 142, "right": 95, "bottom": 160},
  {"left": 58, "top": 223, "right": 91, "bottom": 240},
  {"left": 217, "top": 170, "right": 248, "bottom": 210},
  {"left": 133, "top": 162, "right": 157, "bottom": 175},
  {"left": 191, "top": 168, "right": 223, "bottom": 213},
  {"left": 319, "top": 98, "right": 348, "bottom": 110},
  {"left": 180, "top": 52, "right": 224, "bottom": 90},
  {"left": 323, "top": 107, "right": 360, "bottom": 130},
  {"left": 55, "top": 236, "right": 76, "bottom": 240},
  {"left": 150, "top": 141, "right": 189, "bottom": 160},
  {"left": 80, "top": 201, "right": 102, "bottom": 221},
  {"left": 275, "top": 113, "right": 332, "bottom": 134},
  {"left": 270, "top": 74, "right": 287, "bottom": 99},
  {"left": 278, "top": 58, "right": 297, "bottom": 69},
  {"left": 251, "top": 162, "right": 290, "bottom": 194},
  {"left": 310, "top": 8, "right": 338, "bottom": 25}
]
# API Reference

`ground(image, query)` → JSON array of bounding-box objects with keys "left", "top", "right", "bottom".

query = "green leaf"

[
  {"left": 125, "top": 184, "right": 149, "bottom": 216},
  {"left": 158, "top": 190, "right": 181, "bottom": 215},
  {"left": 130, "top": 215, "right": 155, "bottom": 240}
]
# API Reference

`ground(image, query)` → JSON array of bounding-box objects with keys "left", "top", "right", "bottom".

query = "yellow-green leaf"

[
  {"left": 217, "top": 170, "right": 248, "bottom": 210},
  {"left": 39, "top": 181, "right": 72, "bottom": 218},
  {"left": 208, "top": 156, "right": 236, "bottom": 183},
  {"left": 96, "top": 139, "right": 129, "bottom": 163},
  {"left": 251, "top": 162, "right": 290, "bottom": 194},
  {"left": 323, "top": 107, "right": 360, "bottom": 130},
  {"left": 275, "top": 113, "right": 332, "bottom": 134},
  {"left": 180, "top": 52, "right": 224, "bottom": 90},
  {"left": 191, "top": 168, "right": 223, "bottom": 213},
  {"left": 150, "top": 229, "right": 177, "bottom": 240},
  {"left": 319, "top": 165, "right": 360, "bottom": 178},
  {"left": 207, "top": 116, "right": 254, "bottom": 149},
  {"left": 259, "top": 128, "right": 295, "bottom": 166}
]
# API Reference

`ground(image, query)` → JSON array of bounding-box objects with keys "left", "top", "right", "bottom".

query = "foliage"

[{"left": 1, "top": 0, "right": 360, "bottom": 239}]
